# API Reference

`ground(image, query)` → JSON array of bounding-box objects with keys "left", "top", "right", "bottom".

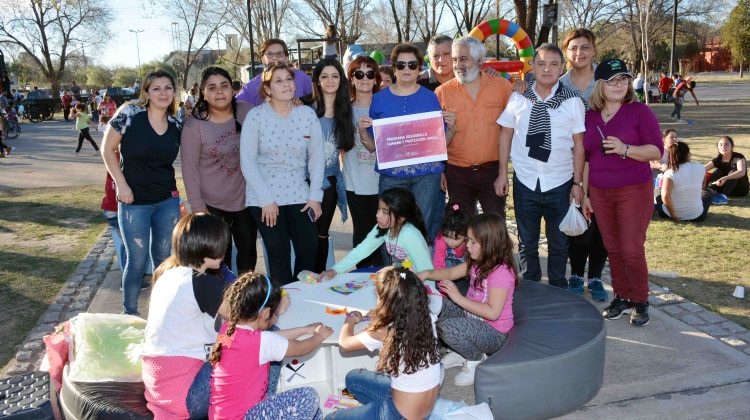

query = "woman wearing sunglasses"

[
  {"left": 344, "top": 55, "right": 384, "bottom": 268},
  {"left": 359, "top": 43, "right": 445, "bottom": 244}
]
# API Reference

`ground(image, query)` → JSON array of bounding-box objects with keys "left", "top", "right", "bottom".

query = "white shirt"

[
  {"left": 497, "top": 81, "right": 586, "bottom": 192},
  {"left": 356, "top": 314, "right": 441, "bottom": 393},
  {"left": 235, "top": 325, "right": 290, "bottom": 365},
  {"left": 662, "top": 162, "right": 705, "bottom": 220},
  {"left": 143, "top": 267, "right": 220, "bottom": 360}
]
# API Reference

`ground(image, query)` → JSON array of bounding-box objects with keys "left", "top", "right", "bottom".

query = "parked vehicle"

[{"left": 20, "top": 89, "right": 60, "bottom": 123}]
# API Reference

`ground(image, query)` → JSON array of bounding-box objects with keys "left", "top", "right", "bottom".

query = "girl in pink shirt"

[
  {"left": 208, "top": 273, "right": 332, "bottom": 419},
  {"left": 418, "top": 212, "right": 518, "bottom": 387},
  {"left": 432, "top": 201, "right": 470, "bottom": 269}
]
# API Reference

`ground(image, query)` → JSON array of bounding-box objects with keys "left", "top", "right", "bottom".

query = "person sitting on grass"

[
  {"left": 327, "top": 267, "right": 441, "bottom": 419},
  {"left": 656, "top": 141, "right": 715, "bottom": 222},
  {"left": 418, "top": 213, "right": 517, "bottom": 387},
  {"left": 705, "top": 136, "right": 748, "bottom": 204},
  {"left": 650, "top": 128, "right": 677, "bottom": 175},
  {"left": 318, "top": 187, "right": 433, "bottom": 280},
  {"left": 209, "top": 272, "right": 332, "bottom": 419}
]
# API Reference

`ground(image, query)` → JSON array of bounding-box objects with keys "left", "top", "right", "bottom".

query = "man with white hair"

[{"left": 435, "top": 36, "right": 513, "bottom": 216}]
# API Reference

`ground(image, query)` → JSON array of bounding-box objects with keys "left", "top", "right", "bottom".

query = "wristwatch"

[{"left": 573, "top": 180, "right": 584, "bottom": 188}]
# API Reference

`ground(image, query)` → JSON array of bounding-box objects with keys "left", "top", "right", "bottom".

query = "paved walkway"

[{"left": 3, "top": 117, "right": 750, "bottom": 417}]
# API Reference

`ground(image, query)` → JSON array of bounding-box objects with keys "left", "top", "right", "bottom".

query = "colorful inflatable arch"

[{"left": 469, "top": 19, "right": 534, "bottom": 80}]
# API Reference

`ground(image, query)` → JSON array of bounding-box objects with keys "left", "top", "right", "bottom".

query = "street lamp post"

[{"left": 129, "top": 29, "right": 144, "bottom": 77}]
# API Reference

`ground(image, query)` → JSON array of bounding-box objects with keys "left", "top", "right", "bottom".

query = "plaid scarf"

[{"left": 523, "top": 81, "right": 582, "bottom": 163}]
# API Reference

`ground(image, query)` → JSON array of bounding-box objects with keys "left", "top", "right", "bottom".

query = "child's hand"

[
  {"left": 318, "top": 269, "right": 337, "bottom": 282},
  {"left": 345, "top": 311, "right": 363, "bottom": 324},
  {"left": 305, "top": 322, "right": 322, "bottom": 334},
  {"left": 314, "top": 324, "right": 333, "bottom": 339},
  {"left": 437, "top": 280, "right": 460, "bottom": 300},
  {"left": 278, "top": 293, "right": 291, "bottom": 315},
  {"left": 416, "top": 271, "right": 430, "bottom": 281}
]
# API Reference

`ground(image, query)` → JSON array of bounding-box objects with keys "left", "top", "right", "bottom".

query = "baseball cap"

[{"left": 594, "top": 59, "right": 633, "bottom": 81}]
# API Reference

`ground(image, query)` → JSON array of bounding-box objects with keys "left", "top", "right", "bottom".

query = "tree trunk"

[{"left": 740, "top": 63, "right": 744, "bottom": 78}]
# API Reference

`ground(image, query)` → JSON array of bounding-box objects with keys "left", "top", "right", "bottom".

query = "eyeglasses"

[
  {"left": 264, "top": 51, "right": 286, "bottom": 59},
  {"left": 394, "top": 61, "right": 419, "bottom": 71},
  {"left": 353, "top": 70, "right": 376, "bottom": 80},
  {"left": 605, "top": 75, "right": 632, "bottom": 86}
]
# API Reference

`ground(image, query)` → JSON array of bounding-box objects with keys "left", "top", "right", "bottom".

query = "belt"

[{"left": 468, "top": 161, "right": 499, "bottom": 171}]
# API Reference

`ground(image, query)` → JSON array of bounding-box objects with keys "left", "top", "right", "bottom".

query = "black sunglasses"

[
  {"left": 353, "top": 70, "right": 376, "bottom": 80},
  {"left": 394, "top": 61, "right": 419, "bottom": 71}
]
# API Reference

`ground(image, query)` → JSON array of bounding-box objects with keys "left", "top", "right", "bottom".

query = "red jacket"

[{"left": 61, "top": 95, "right": 72, "bottom": 107}]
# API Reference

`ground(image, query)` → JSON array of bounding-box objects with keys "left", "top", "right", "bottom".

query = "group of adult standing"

[{"left": 102, "top": 29, "right": 667, "bottom": 328}]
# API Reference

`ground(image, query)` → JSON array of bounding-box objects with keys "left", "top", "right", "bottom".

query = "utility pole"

[
  {"left": 495, "top": 0, "right": 500, "bottom": 58},
  {"left": 247, "top": 0, "right": 256, "bottom": 78},
  {"left": 669, "top": 0, "right": 678, "bottom": 75},
  {"left": 129, "top": 29, "right": 144, "bottom": 77}
]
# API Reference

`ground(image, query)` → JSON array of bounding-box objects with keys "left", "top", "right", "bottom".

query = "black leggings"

[
  {"left": 346, "top": 191, "right": 383, "bottom": 269},
  {"left": 250, "top": 204, "right": 317, "bottom": 286},
  {"left": 568, "top": 214, "right": 607, "bottom": 279},
  {"left": 76, "top": 128, "right": 99, "bottom": 152},
  {"left": 206, "top": 205, "right": 258, "bottom": 275},
  {"left": 709, "top": 170, "right": 750, "bottom": 197},
  {"left": 315, "top": 176, "right": 339, "bottom": 272}
]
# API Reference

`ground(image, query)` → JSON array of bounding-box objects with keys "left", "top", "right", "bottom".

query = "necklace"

[{"left": 603, "top": 104, "right": 620, "bottom": 119}]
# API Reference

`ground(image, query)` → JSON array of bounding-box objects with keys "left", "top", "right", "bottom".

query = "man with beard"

[{"left": 435, "top": 36, "right": 513, "bottom": 216}]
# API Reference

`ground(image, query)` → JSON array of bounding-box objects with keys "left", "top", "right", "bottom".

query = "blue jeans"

[
  {"left": 118, "top": 196, "right": 179, "bottom": 314},
  {"left": 513, "top": 176, "right": 571, "bottom": 288},
  {"left": 185, "top": 359, "right": 283, "bottom": 419},
  {"left": 379, "top": 172, "right": 442, "bottom": 242},
  {"left": 103, "top": 211, "right": 126, "bottom": 272},
  {"left": 325, "top": 369, "right": 405, "bottom": 419}
]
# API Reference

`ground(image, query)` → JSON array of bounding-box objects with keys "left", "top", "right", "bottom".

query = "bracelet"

[{"left": 621, "top": 144, "right": 629, "bottom": 160}]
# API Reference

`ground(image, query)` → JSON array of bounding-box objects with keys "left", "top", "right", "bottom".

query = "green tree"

[
  {"left": 112, "top": 67, "right": 140, "bottom": 87},
  {"left": 0, "top": 0, "right": 112, "bottom": 95},
  {"left": 722, "top": 0, "right": 750, "bottom": 77},
  {"left": 86, "top": 66, "right": 113, "bottom": 89}
]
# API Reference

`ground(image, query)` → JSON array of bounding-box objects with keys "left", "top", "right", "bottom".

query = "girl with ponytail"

[{"left": 208, "top": 272, "right": 332, "bottom": 419}]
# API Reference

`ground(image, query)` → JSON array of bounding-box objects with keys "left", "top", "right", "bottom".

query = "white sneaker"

[
  {"left": 441, "top": 351, "right": 466, "bottom": 369},
  {"left": 453, "top": 356, "right": 486, "bottom": 387}
]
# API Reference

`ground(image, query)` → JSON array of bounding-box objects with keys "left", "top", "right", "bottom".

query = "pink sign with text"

[{"left": 373, "top": 111, "right": 447, "bottom": 169}]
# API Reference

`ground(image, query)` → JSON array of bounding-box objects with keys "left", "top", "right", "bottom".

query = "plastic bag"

[
  {"left": 42, "top": 319, "right": 72, "bottom": 392},
  {"left": 559, "top": 202, "right": 588, "bottom": 236},
  {"left": 67, "top": 313, "right": 147, "bottom": 382}
]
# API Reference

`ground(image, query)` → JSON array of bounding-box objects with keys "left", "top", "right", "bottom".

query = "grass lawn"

[
  {"left": 0, "top": 185, "right": 105, "bottom": 369},
  {"left": 647, "top": 103, "right": 750, "bottom": 328}
]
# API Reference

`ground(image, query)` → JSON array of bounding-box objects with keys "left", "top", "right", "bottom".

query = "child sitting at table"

[
  {"left": 433, "top": 201, "right": 470, "bottom": 270},
  {"left": 209, "top": 272, "right": 333, "bottom": 419},
  {"left": 142, "top": 213, "right": 231, "bottom": 419},
  {"left": 418, "top": 213, "right": 517, "bottom": 387},
  {"left": 327, "top": 267, "right": 441, "bottom": 419},
  {"left": 318, "top": 187, "right": 433, "bottom": 280}
]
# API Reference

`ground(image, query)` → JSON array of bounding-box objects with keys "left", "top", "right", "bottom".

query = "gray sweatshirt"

[{"left": 240, "top": 102, "right": 324, "bottom": 207}]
